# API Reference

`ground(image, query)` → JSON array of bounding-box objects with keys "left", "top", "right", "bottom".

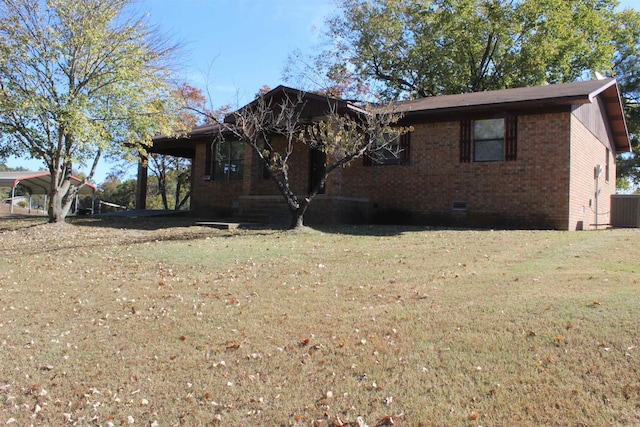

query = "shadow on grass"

[
  {"left": 310, "top": 224, "right": 435, "bottom": 236},
  {"left": 0, "top": 214, "right": 49, "bottom": 231},
  {"left": 2, "top": 213, "right": 489, "bottom": 239},
  {"left": 69, "top": 215, "right": 284, "bottom": 233},
  {"left": 72, "top": 215, "right": 465, "bottom": 237}
]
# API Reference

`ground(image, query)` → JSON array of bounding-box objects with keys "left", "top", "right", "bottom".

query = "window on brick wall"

[
  {"left": 208, "top": 140, "right": 245, "bottom": 181},
  {"left": 260, "top": 141, "right": 272, "bottom": 180},
  {"left": 605, "top": 148, "right": 610, "bottom": 182},
  {"left": 204, "top": 141, "right": 213, "bottom": 180},
  {"left": 364, "top": 131, "right": 411, "bottom": 166},
  {"left": 474, "top": 118, "right": 504, "bottom": 161},
  {"left": 460, "top": 115, "right": 517, "bottom": 162}
]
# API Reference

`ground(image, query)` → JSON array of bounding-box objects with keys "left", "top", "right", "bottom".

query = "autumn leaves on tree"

[{"left": 0, "top": 0, "right": 182, "bottom": 222}]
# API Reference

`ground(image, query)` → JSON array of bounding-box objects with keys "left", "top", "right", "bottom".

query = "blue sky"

[
  {"left": 5, "top": 0, "right": 639, "bottom": 183},
  {"left": 143, "top": 0, "right": 335, "bottom": 108}
]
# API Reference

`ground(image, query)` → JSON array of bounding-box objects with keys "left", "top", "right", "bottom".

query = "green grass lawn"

[{"left": 0, "top": 217, "right": 639, "bottom": 426}]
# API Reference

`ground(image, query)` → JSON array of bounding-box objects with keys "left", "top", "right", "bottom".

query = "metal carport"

[{"left": 0, "top": 171, "right": 97, "bottom": 214}]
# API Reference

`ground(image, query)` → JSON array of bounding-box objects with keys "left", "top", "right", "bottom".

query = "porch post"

[
  {"left": 10, "top": 184, "right": 15, "bottom": 214},
  {"left": 135, "top": 153, "right": 148, "bottom": 210}
]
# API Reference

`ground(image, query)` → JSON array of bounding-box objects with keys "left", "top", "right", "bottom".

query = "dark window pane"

[
  {"left": 374, "top": 132, "right": 405, "bottom": 166},
  {"left": 474, "top": 119, "right": 504, "bottom": 140},
  {"left": 474, "top": 139, "right": 504, "bottom": 162},
  {"left": 474, "top": 119, "right": 504, "bottom": 162},
  {"left": 228, "top": 159, "right": 244, "bottom": 180},
  {"left": 229, "top": 141, "right": 244, "bottom": 180},
  {"left": 213, "top": 140, "right": 244, "bottom": 180}
]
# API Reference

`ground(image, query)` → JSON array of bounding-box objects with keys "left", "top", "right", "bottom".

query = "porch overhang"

[{"left": 150, "top": 124, "right": 225, "bottom": 158}]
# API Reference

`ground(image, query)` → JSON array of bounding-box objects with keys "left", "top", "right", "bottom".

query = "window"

[
  {"left": 605, "top": 148, "right": 610, "bottom": 182},
  {"left": 460, "top": 115, "right": 517, "bottom": 162},
  {"left": 364, "top": 131, "right": 411, "bottom": 166},
  {"left": 474, "top": 118, "right": 505, "bottom": 162},
  {"left": 213, "top": 140, "right": 244, "bottom": 180},
  {"left": 261, "top": 145, "right": 272, "bottom": 180}
]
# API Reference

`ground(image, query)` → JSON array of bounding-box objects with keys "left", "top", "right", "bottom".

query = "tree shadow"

[
  {"left": 0, "top": 215, "right": 49, "bottom": 232},
  {"left": 311, "top": 224, "right": 458, "bottom": 236},
  {"left": 71, "top": 215, "right": 461, "bottom": 237}
]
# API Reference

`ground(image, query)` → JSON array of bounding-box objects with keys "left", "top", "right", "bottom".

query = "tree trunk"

[
  {"left": 289, "top": 209, "right": 305, "bottom": 230},
  {"left": 176, "top": 191, "right": 190, "bottom": 210},
  {"left": 47, "top": 167, "right": 73, "bottom": 223},
  {"left": 174, "top": 179, "right": 181, "bottom": 210},
  {"left": 160, "top": 180, "right": 168, "bottom": 210},
  {"left": 288, "top": 199, "right": 309, "bottom": 230},
  {"left": 48, "top": 188, "right": 73, "bottom": 223},
  {"left": 48, "top": 190, "right": 65, "bottom": 223}
]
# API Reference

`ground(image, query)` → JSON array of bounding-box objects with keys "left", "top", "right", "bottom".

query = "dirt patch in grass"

[{"left": 1, "top": 217, "right": 639, "bottom": 426}]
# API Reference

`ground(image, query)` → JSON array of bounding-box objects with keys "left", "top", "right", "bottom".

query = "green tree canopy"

[
  {"left": 613, "top": 8, "right": 640, "bottom": 189},
  {"left": 98, "top": 175, "right": 136, "bottom": 210},
  {"left": 308, "top": 0, "right": 624, "bottom": 100},
  {"left": 0, "top": 0, "right": 182, "bottom": 222}
]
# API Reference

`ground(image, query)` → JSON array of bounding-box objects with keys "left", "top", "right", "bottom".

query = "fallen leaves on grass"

[{"left": 1, "top": 218, "right": 639, "bottom": 425}]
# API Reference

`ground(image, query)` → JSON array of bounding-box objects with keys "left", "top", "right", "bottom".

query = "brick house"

[{"left": 147, "top": 78, "right": 631, "bottom": 230}]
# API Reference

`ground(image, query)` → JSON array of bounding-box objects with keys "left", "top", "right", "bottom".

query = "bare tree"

[{"left": 217, "top": 88, "right": 406, "bottom": 230}]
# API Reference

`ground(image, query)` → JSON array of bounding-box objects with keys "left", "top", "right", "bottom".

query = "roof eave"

[
  {"left": 398, "top": 96, "right": 587, "bottom": 118},
  {"left": 599, "top": 83, "right": 632, "bottom": 153}
]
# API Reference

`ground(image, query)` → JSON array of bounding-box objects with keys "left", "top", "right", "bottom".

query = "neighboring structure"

[
  {"left": 0, "top": 171, "right": 97, "bottom": 214},
  {"left": 146, "top": 78, "right": 631, "bottom": 230}
]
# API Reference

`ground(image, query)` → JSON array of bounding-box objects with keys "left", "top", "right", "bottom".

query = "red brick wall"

[
  {"left": 188, "top": 109, "right": 617, "bottom": 230},
  {"left": 338, "top": 112, "right": 573, "bottom": 228},
  {"left": 190, "top": 136, "right": 312, "bottom": 218},
  {"left": 569, "top": 117, "right": 616, "bottom": 230},
  {"left": 250, "top": 135, "right": 311, "bottom": 196},
  {"left": 190, "top": 142, "right": 244, "bottom": 217}
]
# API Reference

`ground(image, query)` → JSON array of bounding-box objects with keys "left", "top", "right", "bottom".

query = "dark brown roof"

[
  {"left": 224, "top": 85, "right": 367, "bottom": 125},
  {"left": 393, "top": 78, "right": 630, "bottom": 152},
  {"left": 393, "top": 79, "right": 615, "bottom": 112},
  {"left": 149, "top": 79, "right": 630, "bottom": 156},
  {"left": 150, "top": 123, "right": 224, "bottom": 157}
]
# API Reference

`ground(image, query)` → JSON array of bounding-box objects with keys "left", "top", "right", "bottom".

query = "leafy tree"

[
  {"left": 255, "top": 85, "right": 273, "bottom": 98},
  {"left": 217, "top": 89, "right": 406, "bottom": 230},
  {"left": 0, "top": 0, "right": 181, "bottom": 223},
  {"left": 146, "top": 83, "right": 207, "bottom": 210},
  {"left": 301, "top": 0, "right": 621, "bottom": 100},
  {"left": 147, "top": 155, "right": 191, "bottom": 210},
  {"left": 98, "top": 175, "right": 136, "bottom": 210},
  {"left": 613, "top": 8, "right": 640, "bottom": 190}
]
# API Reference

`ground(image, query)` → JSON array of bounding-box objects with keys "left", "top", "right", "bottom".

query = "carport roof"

[{"left": 0, "top": 171, "right": 96, "bottom": 195}]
